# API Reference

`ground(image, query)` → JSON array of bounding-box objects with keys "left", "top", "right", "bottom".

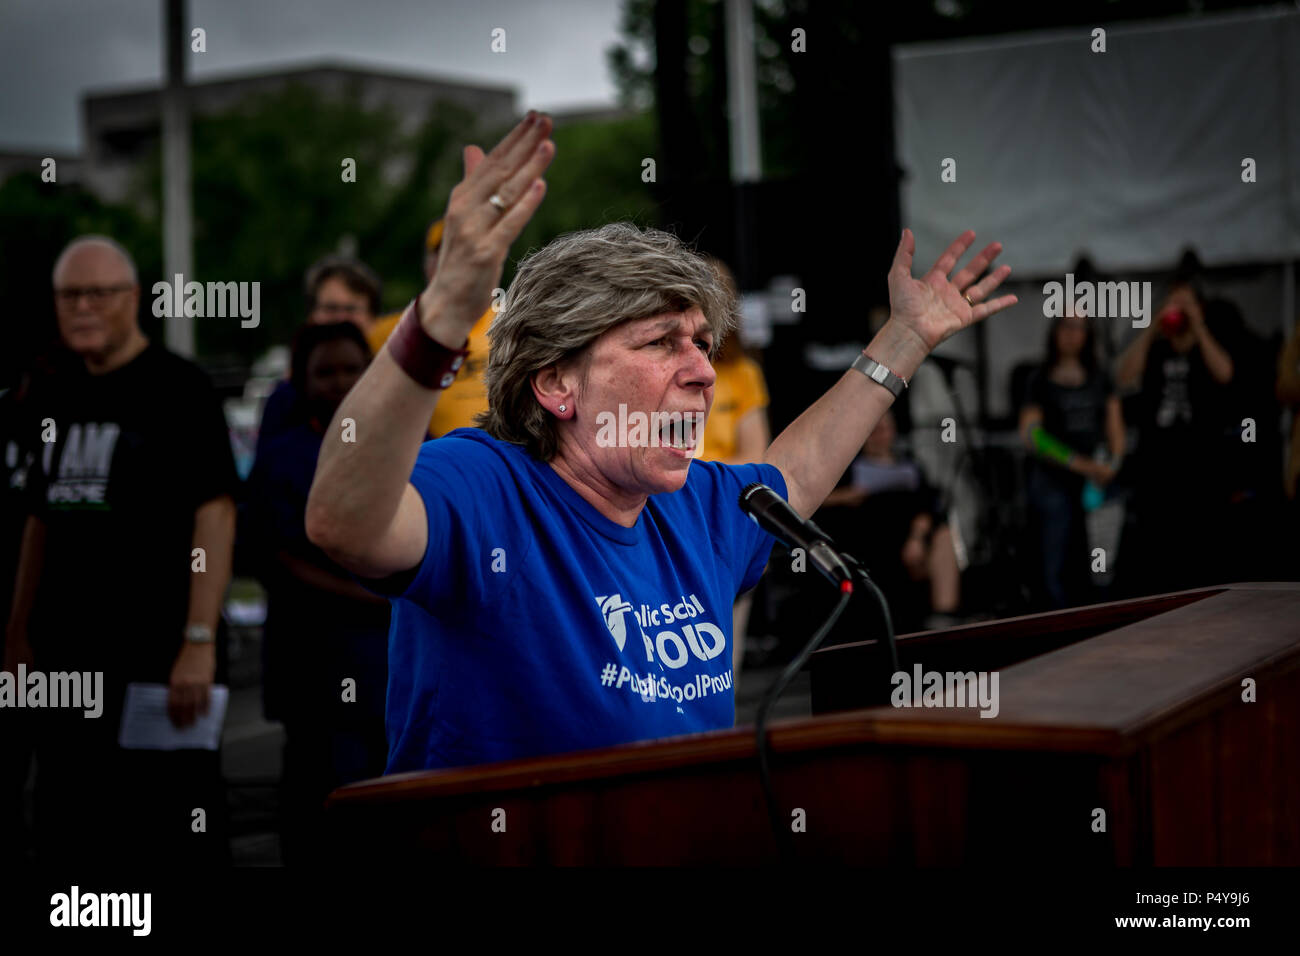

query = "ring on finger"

[
  {"left": 488, "top": 193, "right": 508, "bottom": 213},
  {"left": 963, "top": 291, "right": 975, "bottom": 306}
]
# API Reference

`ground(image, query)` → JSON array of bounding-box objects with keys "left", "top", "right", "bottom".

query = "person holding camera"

[{"left": 1114, "top": 281, "right": 1234, "bottom": 595}]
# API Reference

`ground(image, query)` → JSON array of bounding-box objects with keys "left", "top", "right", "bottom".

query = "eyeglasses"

[
  {"left": 54, "top": 285, "right": 133, "bottom": 307},
  {"left": 313, "top": 302, "right": 366, "bottom": 317}
]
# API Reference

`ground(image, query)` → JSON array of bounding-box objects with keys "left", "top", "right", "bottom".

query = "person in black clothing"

[
  {"left": 1019, "top": 311, "right": 1125, "bottom": 609},
  {"left": 0, "top": 366, "right": 43, "bottom": 864},
  {"left": 1197, "top": 298, "right": 1285, "bottom": 583},
  {"left": 1115, "top": 281, "right": 1235, "bottom": 595},
  {"left": 241, "top": 322, "right": 390, "bottom": 865},
  {"left": 3, "top": 235, "right": 239, "bottom": 866}
]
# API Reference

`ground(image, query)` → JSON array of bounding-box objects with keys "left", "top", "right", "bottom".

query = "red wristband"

[{"left": 386, "top": 299, "right": 470, "bottom": 390}]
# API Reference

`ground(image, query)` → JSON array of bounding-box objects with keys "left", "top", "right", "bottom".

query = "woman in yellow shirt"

[
  {"left": 699, "top": 334, "right": 770, "bottom": 465},
  {"left": 366, "top": 219, "right": 494, "bottom": 437}
]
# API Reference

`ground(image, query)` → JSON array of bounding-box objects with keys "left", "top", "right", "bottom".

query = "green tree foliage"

[
  {"left": 133, "top": 82, "right": 658, "bottom": 360},
  {"left": 606, "top": 0, "right": 802, "bottom": 181},
  {"left": 132, "top": 81, "right": 492, "bottom": 358},
  {"left": 607, "top": 0, "right": 657, "bottom": 112},
  {"left": 1, "top": 82, "right": 657, "bottom": 370},
  {"left": 511, "top": 110, "right": 659, "bottom": 264}
]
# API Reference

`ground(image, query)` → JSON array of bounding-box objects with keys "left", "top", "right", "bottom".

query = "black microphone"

[{"left": 739, "top": 483, "right": 853, "bottom": 589}]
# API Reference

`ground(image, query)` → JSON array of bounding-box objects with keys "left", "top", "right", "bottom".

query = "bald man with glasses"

[{"left": 3, "top": 235, "right": 239, "bottom": 865}]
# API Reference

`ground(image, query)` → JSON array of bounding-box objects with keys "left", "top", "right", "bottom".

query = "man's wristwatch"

[
  {"left": 851, "top": 352, "right": 909, "bottom": 398},
  {"left": 184, "top": 624, "right": 214, "bottom": 644}
]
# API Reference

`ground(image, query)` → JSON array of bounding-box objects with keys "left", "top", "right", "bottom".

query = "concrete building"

[{"left": 79, "top": 60, "right": 519, "bottom": 203}]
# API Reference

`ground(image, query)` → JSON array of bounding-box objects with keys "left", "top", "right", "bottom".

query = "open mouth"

[{"left": 658, "top": 414, "right": 702, "bottom": 452}]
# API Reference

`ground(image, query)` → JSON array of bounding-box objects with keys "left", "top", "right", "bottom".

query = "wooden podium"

[{"left": 325, "top": 582, "right": 1300, "bottom": 864}]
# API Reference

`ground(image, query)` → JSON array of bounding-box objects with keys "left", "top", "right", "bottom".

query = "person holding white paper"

[{"left": 3, "top": 236, "right": 239, "bottom": 865}]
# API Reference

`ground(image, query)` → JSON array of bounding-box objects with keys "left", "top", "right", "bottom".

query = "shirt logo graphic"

[
  {"left": 595, "top": 594, "right": 634, "bottom": 652},
  {"left": 595, "top": 592, "right": 725, "bottom": 670},
  {"left": 44, "top": 422, "right": 121, "bottom": 506}
]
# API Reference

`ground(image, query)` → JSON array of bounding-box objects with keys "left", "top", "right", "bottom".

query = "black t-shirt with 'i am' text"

[{"left": 21, "top": 343, "right": 239, "bottom": 684}]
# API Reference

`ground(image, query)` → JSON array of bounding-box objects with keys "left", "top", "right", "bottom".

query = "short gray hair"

[
  {"left": 52, "top": 235, "right": 139, "bottom": 286},
  {"left": 476, "top": 222, "right": 737, "bottom": 461}
]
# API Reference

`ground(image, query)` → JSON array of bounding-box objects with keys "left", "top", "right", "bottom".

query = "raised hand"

[
  {"left": 420, "top": 111, "right": 556, "bottom": 346},
  {"left": 887, "top": 229, "right": 1017, "bottom": 351}
]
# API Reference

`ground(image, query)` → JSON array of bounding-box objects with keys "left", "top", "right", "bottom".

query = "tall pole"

[
  {"left": 724, "top": 0, "right": 761, "bottom": 184},
  {"left": 652, "top": 0, "right": 690, "bottom": 229},
  {"left": 724, "top": 0, "right": 761, "bottom": 289},
  {"left": 161, "top": 0, "right": 193, "bottom": 356}
]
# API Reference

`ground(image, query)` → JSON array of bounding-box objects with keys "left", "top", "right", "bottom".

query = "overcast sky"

[{"left": 0, "top": 0, "right": 625, "bottom": 153}]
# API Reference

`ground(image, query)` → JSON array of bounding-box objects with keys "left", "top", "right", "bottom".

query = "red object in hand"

[{"left": 1161, "top": 309, "right": 1188, "bottom": 335}]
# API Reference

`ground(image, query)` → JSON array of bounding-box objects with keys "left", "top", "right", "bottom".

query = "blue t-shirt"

[
  {"left": 381, "top": 428, "right": 787, "bottom": 773},
  {"left": 255, "top": 379, "right": 301, "bottom": 461}
]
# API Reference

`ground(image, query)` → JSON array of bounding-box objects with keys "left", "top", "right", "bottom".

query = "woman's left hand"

[{"left": 887, "top": 229, "right": 1018, "bottom": 351}]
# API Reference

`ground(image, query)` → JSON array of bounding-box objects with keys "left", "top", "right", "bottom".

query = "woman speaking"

[{"left": 305, "top": 111, "right": 1016, "bottom": 772}]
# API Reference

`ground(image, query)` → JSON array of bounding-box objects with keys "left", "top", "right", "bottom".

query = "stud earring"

[{"left": 558, "top": 405, "right": 567, "bottom": 413}]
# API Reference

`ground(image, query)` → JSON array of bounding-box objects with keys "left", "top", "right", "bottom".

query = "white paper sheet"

[{"left": 116, "top": 683, "right": 229, "bottom": 751}]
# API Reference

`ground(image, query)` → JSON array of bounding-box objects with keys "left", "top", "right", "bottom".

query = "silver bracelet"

[
  {"left": 850, "top": 353, "right": 908, "bottom": 398},
  {"left": 184, "top": 623, "right": 214, "bottom": 644}
]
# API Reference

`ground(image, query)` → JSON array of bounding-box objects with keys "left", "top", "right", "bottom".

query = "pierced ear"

[{"left": 531, "top": 364, "right": 575, "bottom": 417}]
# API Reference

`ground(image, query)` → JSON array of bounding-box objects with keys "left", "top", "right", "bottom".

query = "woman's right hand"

[{"left": 418, "top": 111, "right": 555, "bottom": 348}]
